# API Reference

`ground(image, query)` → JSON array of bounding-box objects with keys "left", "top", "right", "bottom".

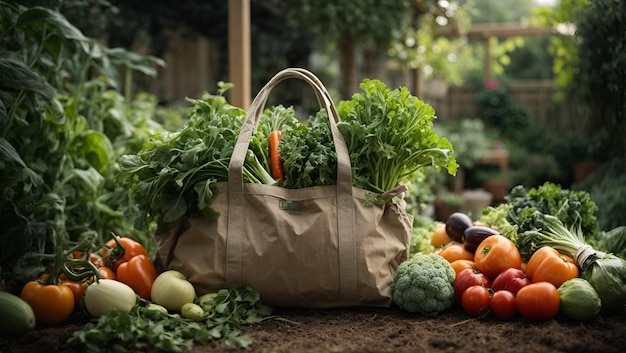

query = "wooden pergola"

[{"left": 465, "top": 22, "right": 566, "bottom": 82}]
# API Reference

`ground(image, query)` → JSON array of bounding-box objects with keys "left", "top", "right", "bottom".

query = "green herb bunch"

[{"left": 280, "top": 109, "right": 338, "bottom": 189}]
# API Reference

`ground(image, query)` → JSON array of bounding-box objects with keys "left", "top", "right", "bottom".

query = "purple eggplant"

[
  {"left": 463, "top": 225, "right": 501, "bottom": 253},
  {"left": 445, "top": 212, "right": 473, "bottom": 243}
]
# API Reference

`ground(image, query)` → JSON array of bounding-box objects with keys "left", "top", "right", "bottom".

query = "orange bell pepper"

[
  {"left": 525, "top": 246, "right": 579, "bottom": 287},
  {"left": 116, "top": 254, "right": 158, "bottom": 300}
]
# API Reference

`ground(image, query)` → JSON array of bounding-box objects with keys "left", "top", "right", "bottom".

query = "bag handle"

[{"left": 226, "top": 68, "right": 357, "bottom": 301}]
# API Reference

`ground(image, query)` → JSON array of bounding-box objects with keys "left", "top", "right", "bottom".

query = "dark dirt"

[{"left": 2, "top": 304, "right": 625, "bottom": 353}]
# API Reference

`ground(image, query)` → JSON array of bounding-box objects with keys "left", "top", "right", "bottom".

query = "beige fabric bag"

[{"left": 154, "top": 68, "right": 412, "bottom": 307}]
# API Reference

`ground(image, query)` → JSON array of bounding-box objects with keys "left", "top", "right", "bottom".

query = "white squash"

[{"left": 84, "top": 279, "right": 137, "bottom": 317}]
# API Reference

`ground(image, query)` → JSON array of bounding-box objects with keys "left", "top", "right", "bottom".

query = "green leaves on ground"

[{"left": 68, "top": 286, "right": 274, "bottom": 352}]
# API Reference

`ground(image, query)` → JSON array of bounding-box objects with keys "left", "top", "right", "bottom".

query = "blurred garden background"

[{"left": 1, "top": 0, "right": 624, "bottom": 286}]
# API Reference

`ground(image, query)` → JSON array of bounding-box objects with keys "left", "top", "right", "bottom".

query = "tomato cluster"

[
  {"left": 101, "top": 237, "right": 158, "bottom": 300},
  {"left": 433, "top": 213, "right": 579, "bottom": 321},
  {"left": 20, "top": 235, "right": 157, "bottom": 326}
]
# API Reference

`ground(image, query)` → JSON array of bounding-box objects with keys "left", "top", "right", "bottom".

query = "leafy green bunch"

[
  {"left": 118, "top": 98, "right": 300, "bottom": 227},
  {"left": 337, "top": 79, "right": 457, "bottom": 193},
  {"left": 280, "top": 109, "right": 338, "bottom": 189},
  {"left": 506, "top": 182, "right": 600, "bottom": 244}
]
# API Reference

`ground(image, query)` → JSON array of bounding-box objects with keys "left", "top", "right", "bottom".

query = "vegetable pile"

[
  {"left": 1, "top": 232, "right": 273, "bottom": 351},
  {"left": 397, "top": 181, "right": 626, "bottom": 322}
]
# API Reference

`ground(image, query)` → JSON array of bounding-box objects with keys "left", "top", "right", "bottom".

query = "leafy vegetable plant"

[
  {"left": 337, "top": 79, "right": 457, "bottom": 193},
  {"left": 0, "top": 1, "right": 164, "bottom": 289}
]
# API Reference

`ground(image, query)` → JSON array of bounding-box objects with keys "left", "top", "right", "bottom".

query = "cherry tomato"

[
  {"left": 61, "top": 278, "right": 86, "bottom": 310},
  {"left": 524, "top": 246, "right": 579, "bottom": 288},
  {"left": 116, "top": 254, "right": 158, "bottom": 299},
  {"left": 101, "top": 237, "right": 149, "bottom": 271},
  {"left": 474, "top": 235, "right": 522, "bottom": 278},
  {"left": 491, "top": 268, "right": 530, "bottom": 295},
  {"left": 453, "top": 268, "right": 492, "bottom": 303},
  {"left": 438, "top": 242, "right": 474, "bottom": 263},
  {"left": 98, "top": 266, "right": 117, "bottom": 280},
  {"left": 21, "top": 281, "right": 75, "bottom": 325},
  {"left": 449, "top": 259, "right": 477, "bottom": 276},
  {"left": 430, "top": 223, "right": 453, "bottom": 248},
  {"left": 490, "top": 290, "right": 517, "bottom": 319},
  {"left": 516, "top": 281, "right": 560, "bottom": 321},
  {"left": 461, "top": 285, "right": 491, "bottom": 316}
]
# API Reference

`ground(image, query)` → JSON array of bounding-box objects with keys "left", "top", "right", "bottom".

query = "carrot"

[{"left": 269, "top": 130, "right": 284, "bottom": 184}]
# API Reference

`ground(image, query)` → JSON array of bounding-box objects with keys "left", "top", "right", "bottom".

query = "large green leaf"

[
  {"left": 77, "top": 130, "right": 114, "bottom": 175},
  {"left": 105, "top": 47, "right": 166, "bottom": 77},
  {"left": 16, "top": 6, "right": 86, "bottom": 41},
  {"left": 0, "top": 58, "right": 55, "bottom": 99},
  {"left": 0, "top": 137, "right": 44, "bottom": 188}
]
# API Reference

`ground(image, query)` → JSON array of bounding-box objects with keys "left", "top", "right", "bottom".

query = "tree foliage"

[
  {"left": 277, "top": 0, "right": 413, "bottom": 46},
  {"left": 534, "top": 0, "right": 625, "bottom": 163},
  {"left": 574, "top": 0, "right": 626, "bottom": 161}
]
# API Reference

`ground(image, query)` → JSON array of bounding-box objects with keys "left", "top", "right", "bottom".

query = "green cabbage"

[{"left": 557, "top": 278, "right": 601, "bottom": 321}]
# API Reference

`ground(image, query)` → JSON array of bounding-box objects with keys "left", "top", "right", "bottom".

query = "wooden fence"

[
  {"left": 144, "top": 35, "right": 590, "bottom": 132},
  {"left": 422, "top": 80, "right": 590, "bottom": 131}
]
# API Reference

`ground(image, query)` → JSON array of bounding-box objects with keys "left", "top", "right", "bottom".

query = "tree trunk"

[{"left": 339, "top": 33, "right": 356, "bottom": 99}]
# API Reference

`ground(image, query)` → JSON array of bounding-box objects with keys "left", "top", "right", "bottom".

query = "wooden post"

[
  {"left": 483, "top": 36, "right": 491, "bottom": 83},
  {"left": 228, "top": 0, "right": 251, "bottom": 109}
]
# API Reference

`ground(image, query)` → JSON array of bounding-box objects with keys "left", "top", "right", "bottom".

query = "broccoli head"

[{"left": 391, "top": 253, "right": 456, "bottom": 316}]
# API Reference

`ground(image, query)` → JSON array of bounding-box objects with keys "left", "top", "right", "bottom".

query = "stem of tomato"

[{"left": 101, "top": 232, "right": 128, "bottom": 269}]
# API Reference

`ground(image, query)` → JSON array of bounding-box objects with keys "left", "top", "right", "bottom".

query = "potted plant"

[{"left": 434, "top": 191, "right": 466, "bottom": 222}]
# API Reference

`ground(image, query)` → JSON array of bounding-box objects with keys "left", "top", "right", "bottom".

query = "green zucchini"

[{"left": 0, "top": 290, "right": 36, "bottom": 335}]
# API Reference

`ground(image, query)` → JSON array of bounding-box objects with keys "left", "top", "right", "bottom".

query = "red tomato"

[
  {"left": 61, "top": 278, "right": 86, "bottom": 310},
  {"left": 21, "top": 281, "right": 75, "bottom": 325},
  {"left": 461, "top": 285, "right": 491, "bottom": 316},
  {"left": 490, "top": 290, "right": 517, "bottom": 320},
  {"left": 474, "top": 235, "right": 522, "bottom": 278},
  {"left": 453, "top": 268, "right": 492, "bottom": 303},
  {"left": 116, "top": 254, "right": 158, "bottom": 299},
  {"left": 491, "top": 268, "right": 530, "bottom": 295},
  {"left": 516, "top": 282, "right": 560, "bottom": 321}
]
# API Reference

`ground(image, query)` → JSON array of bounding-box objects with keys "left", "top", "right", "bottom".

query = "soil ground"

[{"left": 2, "top": 304, "right": 625, "bottom": 353}]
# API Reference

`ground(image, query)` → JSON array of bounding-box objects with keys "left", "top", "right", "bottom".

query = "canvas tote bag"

[{"left": 154, "top": 68, "right": 412, "bottom": 308}]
